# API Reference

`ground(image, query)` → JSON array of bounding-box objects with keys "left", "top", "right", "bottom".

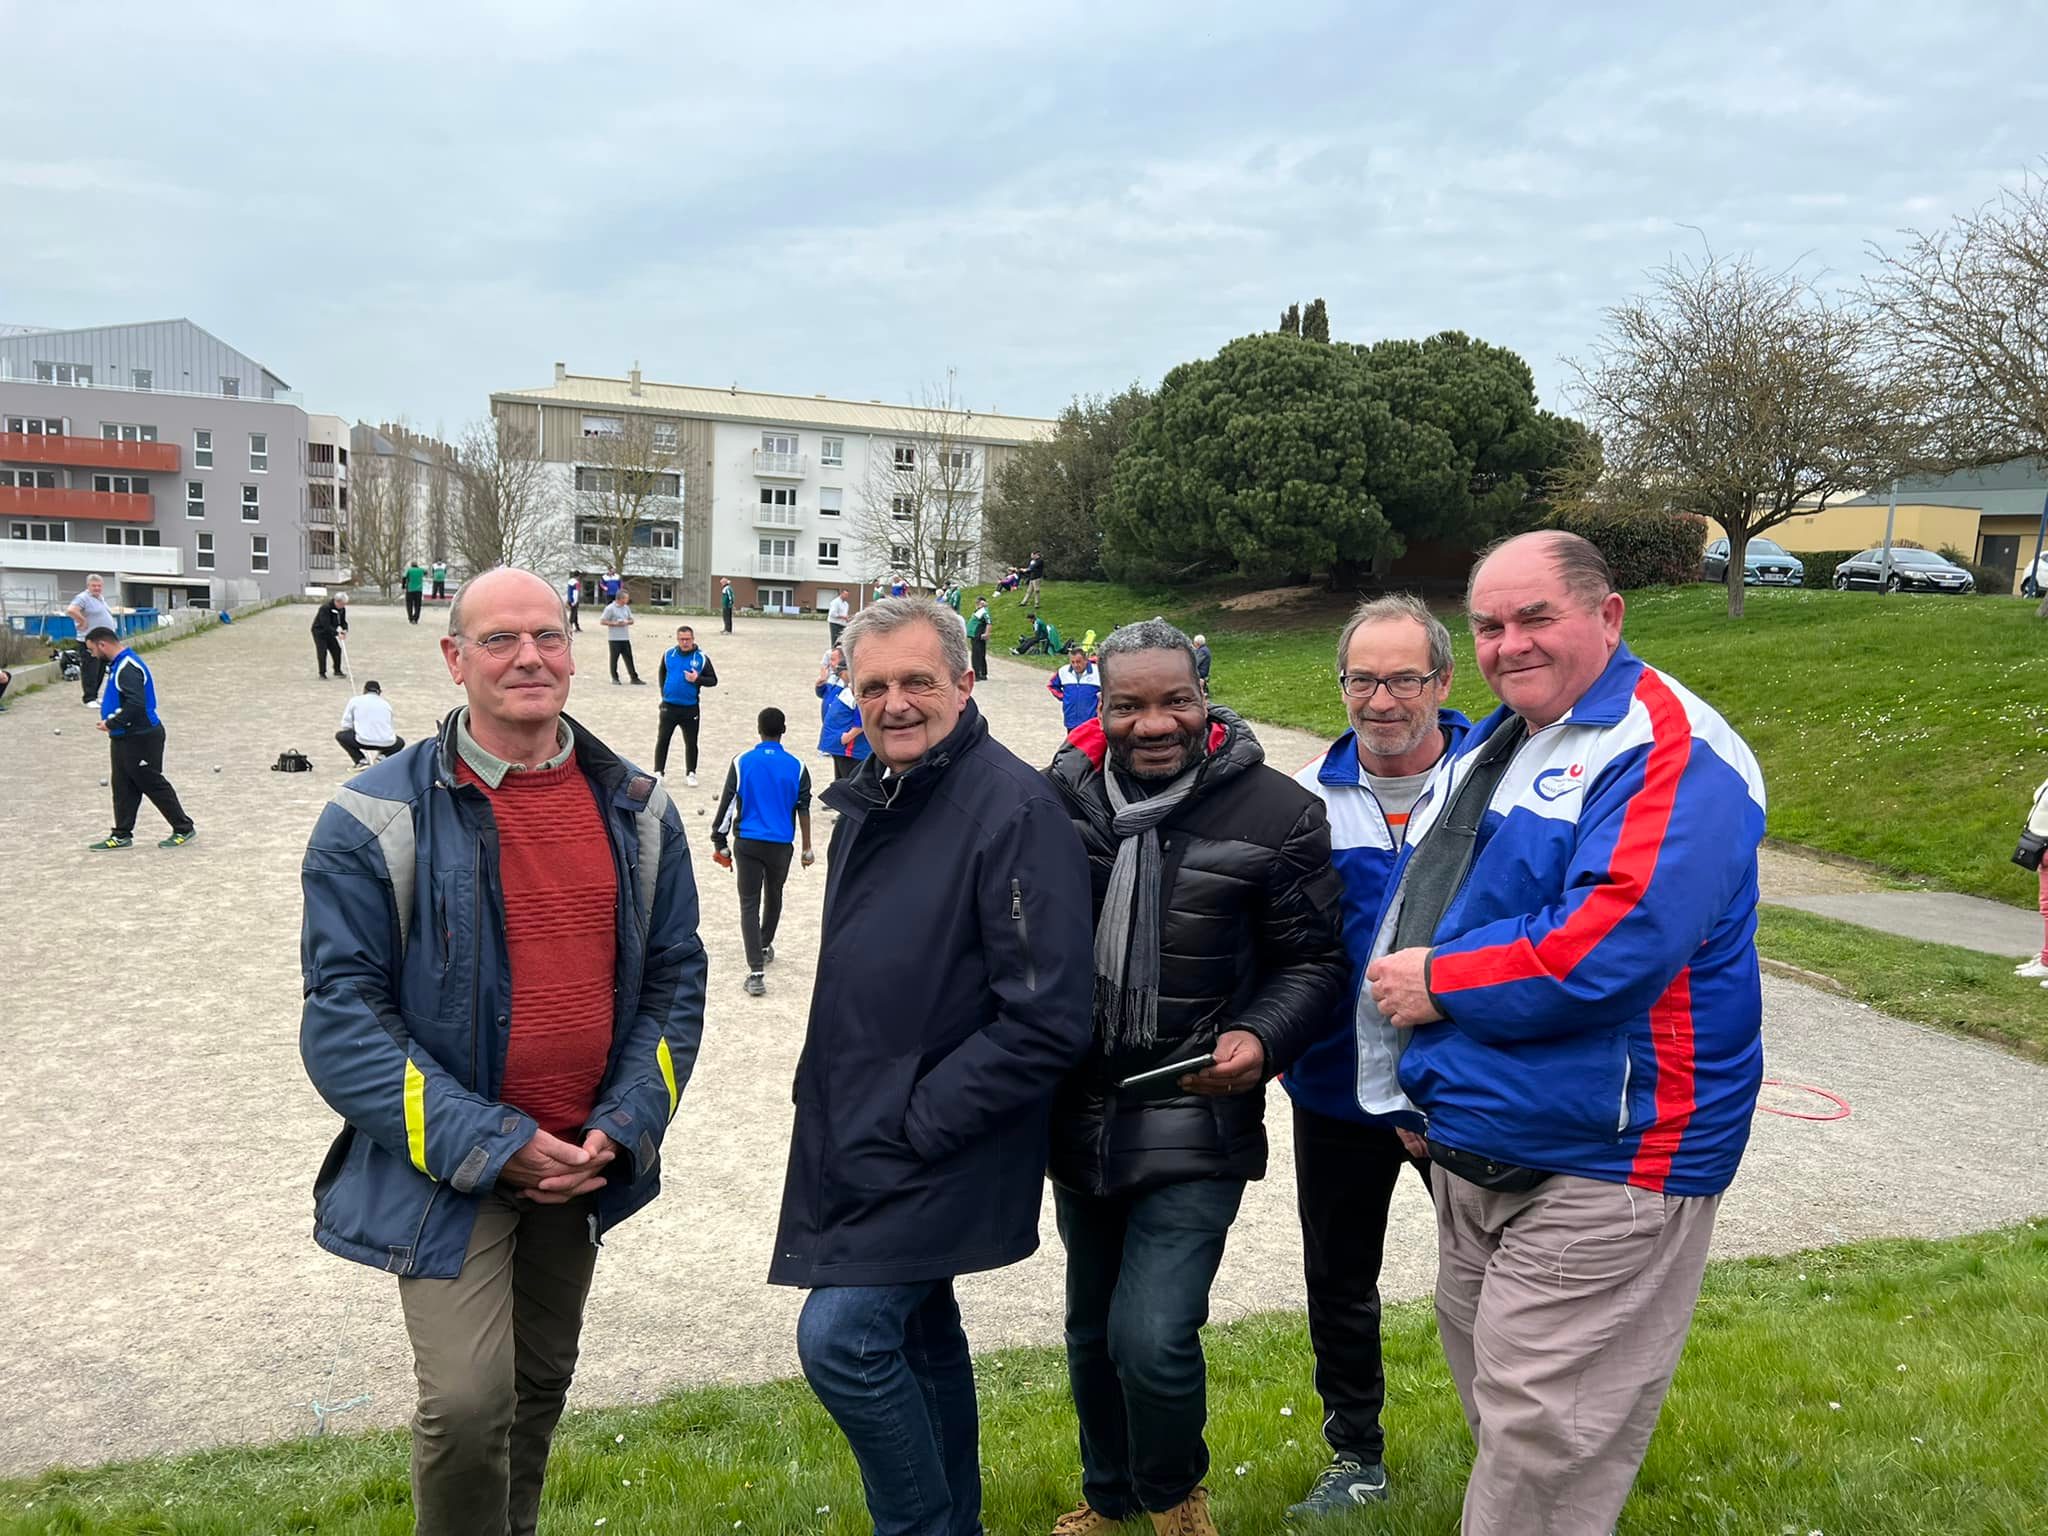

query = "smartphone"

[{"left": 1115, "top": 1053, "right": 1216, "bottom": 1091}]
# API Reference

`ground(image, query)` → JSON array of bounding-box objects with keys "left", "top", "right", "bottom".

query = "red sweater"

[{"left": 456, "top": 756, "right": 618, "bottom": 1138}]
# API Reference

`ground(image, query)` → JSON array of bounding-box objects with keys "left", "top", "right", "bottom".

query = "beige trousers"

[
  {"left": 396, "top": 1191, "right": 600, "bottom": 1536},
  {"left": 1431, "top": 1167, "right": 1720, "bottom": 1536}
]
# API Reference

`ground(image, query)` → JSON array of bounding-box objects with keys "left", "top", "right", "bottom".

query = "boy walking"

[{"left": 710, "top": 708, "right": 814, "bottom": 997}]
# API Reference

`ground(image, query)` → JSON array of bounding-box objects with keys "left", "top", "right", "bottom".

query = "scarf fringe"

[{"left": 1094, "top": 974, "right": 1160, "bottom": 1052}]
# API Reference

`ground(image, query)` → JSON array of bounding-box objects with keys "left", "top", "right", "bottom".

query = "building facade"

[
  {"left": 489, "top": 365, "right": 1053, "bottom": 610},
  {"left": 0, "top": 320, "right": 320, "bottom": 613}
]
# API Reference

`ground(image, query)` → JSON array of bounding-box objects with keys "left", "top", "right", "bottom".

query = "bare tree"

[
  {"left": 1566, "top": 250, "right": 1918, "bottom": 617},
  {"left": 456, "top": 416, "right": 559, "bottom": 574},
  {"left": 853, "top": 370, "right": 985, "bottom": 594},
  {"left": 569, "top": 415, "right": 683, "bottom": 590},
  {"left": 345, "top": 449, "right": 410, "bottom": 597}
]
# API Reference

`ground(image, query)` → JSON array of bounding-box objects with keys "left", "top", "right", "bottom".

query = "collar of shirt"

[{"left": 454, "top": 707, "right": 575, "bottom": 788}]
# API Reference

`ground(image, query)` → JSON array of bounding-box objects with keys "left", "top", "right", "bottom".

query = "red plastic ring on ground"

[{"left": 1757, "top": 1078, "right": 1852, "bottom": 1121}]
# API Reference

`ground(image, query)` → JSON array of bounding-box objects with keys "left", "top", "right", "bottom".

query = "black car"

[
  {"left": 1702, "top": 536, "right": 1805, "bottom": 585},
  {"left": 1832, "top": 548, "right": 1975, "bottom": 593}
]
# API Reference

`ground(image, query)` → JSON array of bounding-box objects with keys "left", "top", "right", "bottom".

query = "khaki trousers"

[
  {"left": 397, "top": 1191, "right": 600, "bottom": 1536},
  {"left": 1431, "top": 1167, "right": 1719, "bottom": 1536}
]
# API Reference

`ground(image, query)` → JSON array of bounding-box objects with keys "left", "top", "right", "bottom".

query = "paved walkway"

[
  {"left": 2, "top": 605, "right": 2045, "bottom": 1475},
  {"left": 1775, "top": 890, "right": 2042, "bottom": 958}
]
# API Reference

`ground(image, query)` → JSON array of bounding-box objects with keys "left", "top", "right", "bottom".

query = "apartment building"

[
  {"left": 489, "top": 365, "right": 1054, "bottom": 611},
  {"left": 0, "top": 320, "right": 322, "bottom": 612},
  {"left": 350, "top": 421, "right": 462, "bottom": 577}
]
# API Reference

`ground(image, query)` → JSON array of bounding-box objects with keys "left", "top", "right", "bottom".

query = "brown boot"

[
  {"left": 1051, "top": 1502, "right": 1127, "bottom": 1535},
  {"left": 1148, "top": 1486, "right": 1218, "bottom": 1536}
]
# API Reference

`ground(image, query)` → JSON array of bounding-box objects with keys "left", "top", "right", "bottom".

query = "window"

[
  {"left": 102, "top": 423, "right": 158, "bottom": 442},
  {"left": 0, "top": 469, "right": 58, "bottom": 488},
  {"left": 889, "top": 543, "right": 912, "bottom": 568},
  {"left": 92, "top": 474, "right": 151, "bottom": 494},
  {"left": 893, "top": 443, "right": 917, "bottom": 471},
  {"left": 33, "top": 361, "right": 91, "bottom": 385},
  {"left": 628, "top": 521, "right": 679, "bottom": 549},
  {"left": 759, "top": 485, "right": 797, "bottom": 509},
  {"left": 652, "top": 420, "right": 679, "bottom": 452},
  {"left": 759, "top": 536, "right": 795, "bottom": 562},
  {"left": 249, "top": 433, "right": 268, "bottom": 472},
  {"left": 758, "top": 585, "right": 793, "bottom": 611},
  {"left": 817, "top": 538, "right": 840, "bottom": 567},
  {"left": 132, "top": 369, "right": 153, "bottom": 391},
  {"left": 7, "top": 521, "right": 66, "bottom": 541},
  {"left": 5, "top": 416, "right": 64, "bottom": 435},
  {"left": 196, "top": 531, "right": 215, "bottom": 570},
  {"left": 104, "top": 527, "right": 163, "bottom": 547},
  {"left": 891, "top": 495, "right": 914, "bottom": 521},
  {"left": 581, "top": 414, "right": 622, "bottom": 437},
  {"left": 574, "top": 521, "right": 608, "bottom": 548},
  {"left": 762, "top": 431, "right": 798, "bottom": 456},
  {"left": 193, "top": 429, "right": 213, "bottom": 467},
  {"left": 818, "top": 487, "right": 842, "bottom": 517},
  {"left": 307, "top": 482, "right": 336, "bottom": 510},
  {"left": 820, "top": 436, "right": 844, "bottom": 467},
  {"left": 220, "top": 377, "right": 240, "bottom": 397},
  {"left": 242, "top": 484, "right": 259, "bottom": 521},
  {"left": 575, "top": 465, "right": 680, "bottom": 497},
  {"left": 251, "top": 535, "right": 269, "bottom": 573},
  {"left": 186, "top": 481, "right": 205, "bottom": 519},
  {"left": 649, "top": 579, "right": 675, "bottom": 605}
]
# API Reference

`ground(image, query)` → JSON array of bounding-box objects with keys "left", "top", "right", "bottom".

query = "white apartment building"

[{"left": 490, "top": 365, "right": 1053, "bottom": 611}]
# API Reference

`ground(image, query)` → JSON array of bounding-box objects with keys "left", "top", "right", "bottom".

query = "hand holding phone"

[{"left": 1115, "top": 1053, "right": 1215, "bottom": 1091}]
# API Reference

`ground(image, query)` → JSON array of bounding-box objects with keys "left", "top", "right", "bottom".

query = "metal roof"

[{"left": 492, "top": 372, "right": 1055, "bottom": 445}]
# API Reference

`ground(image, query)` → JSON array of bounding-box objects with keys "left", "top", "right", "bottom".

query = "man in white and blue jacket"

[
  {"left": 1045, "top": 642, "right": 1101, "bottom": 733},
  {"left": 1365, "top": 532, "right": 1766, "bottom": 1535},
  {"left": 1285, "top": 594, "right": 1467, "bottom": 1518}
]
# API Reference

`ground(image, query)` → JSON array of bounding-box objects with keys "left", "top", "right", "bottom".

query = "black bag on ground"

[
  {"left": 2014, "top": 829, "right": 2046, "bottom": 872},
  {"left": 271, "top": 749, "right": 312, "bottom": 773}
]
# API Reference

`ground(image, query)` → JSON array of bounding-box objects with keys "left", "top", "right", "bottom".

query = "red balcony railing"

[
  {"left": 0, "top": 432, "right": 180, "bottom": 473},
  {"left": 0, "top": 485, "right": 155, "bottom": 523}
]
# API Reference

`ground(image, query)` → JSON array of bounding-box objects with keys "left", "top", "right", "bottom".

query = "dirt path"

[{"left": 1, "top": 603, "right": 2042, "bottom": 1476}]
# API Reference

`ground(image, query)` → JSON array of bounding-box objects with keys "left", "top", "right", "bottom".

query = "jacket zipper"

[
  {"left": 1011, "top": 879, "right": 1036, "bottom": 991},
  {"left": 402, "top": 1185, "right": 441, "bottom": 1275},
  {"left": 470, "top": 831, "right": 485, "bottom": 1092},
  {"left": 1617, "top": 1048, "right": 1632, "bottom": 1134}
]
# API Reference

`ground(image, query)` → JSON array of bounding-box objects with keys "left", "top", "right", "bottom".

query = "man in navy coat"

[{"left": 771, "top": 596, "right": 1095, "bottom": 1536}]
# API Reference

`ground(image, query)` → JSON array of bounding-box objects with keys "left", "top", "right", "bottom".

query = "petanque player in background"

[
  {"left": 816, "top": 647, "right": 871, "bottom": 781},
  {"left": 298, "top": 567, "right": 706, "bottom": 1536},
  {"left": 83, "top": 625, "right": 198, "bottom": 850},
  {"left": 311, "top": 591, "right": 349, "bottom": 680},
  {"left": 336, "top": 679, "right": 405, "bottom": 770},
  {"left": 67, "top": 573, "right": 116, "bottom": 706},
  {"left": 710, "top": 705, "right": 814, "bottom": 997}
]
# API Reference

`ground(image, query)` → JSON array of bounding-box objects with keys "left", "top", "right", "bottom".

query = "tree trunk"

[
  {"left": 2036, "top": 591, "right": 2048, "bottom": 619},
  {"left": 1724, "top": 528, "right": 1747, "bottom": 618}
]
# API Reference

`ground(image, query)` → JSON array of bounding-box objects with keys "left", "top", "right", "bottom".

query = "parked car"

[
  {"left": 1832, "top": 548, "right": 1975, "bottom": 594},
  {"left": 2022, "top": 553, "right": 2048, "bottom": 598},
  {"left": 1702, "top": 536, "right": 1805, "bottom": 586}
]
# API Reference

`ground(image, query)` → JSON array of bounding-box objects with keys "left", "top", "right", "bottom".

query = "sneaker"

[
  {"left": 86, "top": 834, "right": 134, "bottom": 851},
  {"left": 159, "top": 829, "right": 198, "bottom": 848},
  {"left": 631, "top": 679, "right": 647, "bottom": 686},
  {"left": 744, "top": 972, "right": 766, "bottom": 997},
  {"left": 1051, "top": 1503, "right": 1129, "bottom": 1535},
  {"left": 1287, "top": 1458, "right": 1387, "bottom": 1519},
  {"left": 2015, "top": 958, "right": 2048, "bottom": 978},
  {"left": 612, "top": 677, "right": 623, "bottom": 686},
  {"left": 1149, "top": 1487, "right": 1217, "bottom": 1536},
  {"left": 82, "top": 696, "right": 99, "bottom": 707},
  {"left": 686, "top": 772, "right": 698, "bottom": 787},
  {"left": 763, "top": 943, "right": 775, "bottom": 966}
]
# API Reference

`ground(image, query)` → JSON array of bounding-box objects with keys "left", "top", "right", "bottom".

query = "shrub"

[
  {"left": 1797, "top": 550, "right": 1866, "bottom": 589},
  {"left": 1544, "top": 508, "right": 1707, "bottom": 590}
]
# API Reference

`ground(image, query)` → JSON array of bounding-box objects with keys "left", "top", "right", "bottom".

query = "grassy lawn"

[
  {"left": 1001, "top": 580, "right": 2048, "bottom": 905},
  {"left": 1755, "top": 906, "right": 2048, "bottom": 1057},
  {"left": 4, "top": 1225, "right": 2040, "bottom": 1534}
]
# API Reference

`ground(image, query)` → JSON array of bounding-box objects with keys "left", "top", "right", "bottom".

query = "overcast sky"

[{"left": 4, "top": 0, "right": 2041, "bottom": 431}]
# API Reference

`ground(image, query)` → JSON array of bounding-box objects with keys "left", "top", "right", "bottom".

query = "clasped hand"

[{"left": 497, "top": 1128, "right": 619, "bottom": 1203}]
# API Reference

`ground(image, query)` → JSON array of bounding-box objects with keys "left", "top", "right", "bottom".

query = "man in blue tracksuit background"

[
  {"left": 711, "top": 707, "right": 814, "bottom": 997},
  {"left": 816, "top": 649, "right": 871, "bottom": 781},
  {"left": 655, "top": 624, "right": 716, "bottom": 784},
  {"left": 85, "top": 625, "right": 197, "bottom": 850},
  {"left": 1045, "top": 643, "right": 1101, "bottom": 734}
]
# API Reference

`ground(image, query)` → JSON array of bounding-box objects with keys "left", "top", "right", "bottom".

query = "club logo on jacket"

[{"left": 1533, "top": 763, "right": 1585, "bottom": 801}]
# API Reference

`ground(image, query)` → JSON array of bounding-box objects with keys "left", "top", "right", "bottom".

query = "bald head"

[
  {"left": 448, "top": 567, "right": 567, "bottom": 638},
  {"left": 1467, "top": 530, "right": 1614, "bottom": 611}
]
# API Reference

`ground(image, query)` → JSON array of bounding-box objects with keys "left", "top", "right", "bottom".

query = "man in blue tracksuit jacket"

[
  {"left": 655, "top": 624, "right": 716, "bottom": 782},
  {"left": 84, "top": 626, "right": 197, "bottom": 850},
  {"left": 816, "top": 651, "right": 871, "bottom": 780},
  {"left": 1285, "top": 595, "right": 1467, "bottom": 1516},
  {"left": 711, "top": 707, "right": 815, "bottom": 995},
  {"left": 1045, "top": 643, "right": 1101, "bottom": 733},
  {"left": 1364, "top": 532, "right": 1766, "bottom": 1535}
]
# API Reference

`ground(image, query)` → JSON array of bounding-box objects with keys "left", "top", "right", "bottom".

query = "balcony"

[
  {"left": 0, "top": 485, "right": 154, "bottom": 523},
  {"left": 0, "top": 536, "right": 183, "bottom": 577},
  {"left": 0, "top": 432, "right": 180, "bottom": 473},
  {"left": 752, "top": 449, "right": 808, "bottom": 479},
  {"left": 307, "top": 460, "right": 337, "bottom": 478},
  {"left": 753, "top": 504, "right": 803, "bottom": 530},
  {"left": 304, "top": 506, "right": 344, "bottom": 526},
  {"left": 752, "top": 553, "right": 803, "bottom": 578}
]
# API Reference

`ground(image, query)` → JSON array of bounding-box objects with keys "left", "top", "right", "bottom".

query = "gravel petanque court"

[{"left": 0, "top": 598, "right": 2044, "bottom": 1476}]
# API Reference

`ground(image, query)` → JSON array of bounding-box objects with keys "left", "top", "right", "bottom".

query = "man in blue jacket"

[
  {"left": 815, "top": 648, "right": 870, "bottom": 781},
  {"left": 83, "top": 626, "right": 198, "bottom": 850},
  {"left": 299, "top": 567, "right": 707, "bottom": 1536},
  {"left": 655, "top": 624, "right": 715, "bottom": 785},
  {"left": 772, "top": 596, "right": 1095, "bottom": 1536},
  {"left": 1045, "top": 642, "right": 1101, "bottom": 734},
  {"left": 1366, "top": 532, "right": 1766, "bottom": 1535},
  {"left": 710, "top": 707, "right": 815, "bottom": 997},
  {"left": 1286, "top": 594, "right": 1466, "bottom": 1517}
]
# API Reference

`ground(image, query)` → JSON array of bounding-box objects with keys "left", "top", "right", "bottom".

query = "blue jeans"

[
  {"left": 1055, "top": 1176, "right": 1247, "bottom": 1515},
  {"left": 797, "top": 1280, "right": 983, "bottom": 1536}
]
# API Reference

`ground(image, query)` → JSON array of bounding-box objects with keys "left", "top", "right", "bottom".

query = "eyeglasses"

[
  {"left": 855, "top": 675, "right": 949, "bottom": 704},
  {"left": 1339, "top": 668, "right": 1440, "bottom": 700},
  {"left": 465, "top": 629, "right": 570, "bottom": 659}
]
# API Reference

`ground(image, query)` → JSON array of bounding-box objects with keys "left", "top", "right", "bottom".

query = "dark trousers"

[
  {"left": 797, "top": 1279, "right": 981, "bottom": 1536},
  {"left": 734, "top": 837, "right": 793, "bottom": 972},
  {"left": 79, "top": 642, "right": 107, "bottom": 703},
  {"left": 337, "top": 729, "right": 405, "bottom": 767},
  {"left": 970, "top": 635, "right": 987, "bottom": 677},
  {"left": 109, "top": 726, "right": 194, "bottom": 838},
  {"left": 432, "top": 577, "right": 447, "bottom": 598},
  {"left": 828, "top": 621, "right": 845, "bottom": 648},
  {"left": 607, "top": 640, "right": 639, "bottom": 683},
  {"left": 406, "top": 590, "right": 424, "bottom": 623},
  {"left": 722, "top": 604, "right": 733, "bottom": 634},
  {"left": 1055, "top": 1176, "right": 1246, "bottom": 1515},
  {"left": 832, "top": 754, "right": 858, "bottom": 780},
  {"left": 654, "top": 703, "right": 699, "bottom": 775},
  {"left": 314, "top": 631, "right": 343, "bottom": 677},
  {"left": 567, "top": 602, "right": 580, "bottom": 632},
  {"left": 1293, "top": 1104, "right": 1432, "bottom": 1464}
]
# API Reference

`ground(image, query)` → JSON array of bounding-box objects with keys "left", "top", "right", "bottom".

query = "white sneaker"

[
  {"left": 2016, "top": 958, "right": 2048, "bottom": 978},
  {"left": 686, "top": 772, "right": 697, "bottom": 787}
]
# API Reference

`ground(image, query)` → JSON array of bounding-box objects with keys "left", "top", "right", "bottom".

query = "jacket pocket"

[{"left": 1010, "top": 878, "right": 1037, "bottom": 992}]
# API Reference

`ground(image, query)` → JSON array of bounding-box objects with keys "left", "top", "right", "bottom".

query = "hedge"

[
  {"left": 1544, "top": 509, "right": 1708, "bottom": 590},
  {"left": 1797, "top": 550, "right": 1864, "bottom": 589}
]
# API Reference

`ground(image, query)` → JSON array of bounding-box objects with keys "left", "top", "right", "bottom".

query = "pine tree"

[
  {"left": 1280, "top": 303, "right": 1301, "bottom": 336},
  {"left": 1303, "top": 297, "right": 1330, "bottom": 343}
]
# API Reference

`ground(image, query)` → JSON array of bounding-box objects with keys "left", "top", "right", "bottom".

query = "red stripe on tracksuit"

[
  {"left": 1429, "top": 671, "right": 1695, "bottom": 995},
  {"left": 1628, "top": 967, "right": 1697, "bottom": 1190}
]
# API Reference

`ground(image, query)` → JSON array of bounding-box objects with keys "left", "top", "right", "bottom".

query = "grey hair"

[
  {"left": 840, "top": 596, "right": 970, "bottom": 680},
  {"left": 1096, "top": 618, "right": 1201, "bottom": 690},
  {"left": 1335, "top": 593, "right": 1453, "bottom": 677},
  {"left": 447, "top": 567, "right": 570, "bottom": 639},
  {"left": 1467, "top": 529, "right": 1615, "bottom": 611}
]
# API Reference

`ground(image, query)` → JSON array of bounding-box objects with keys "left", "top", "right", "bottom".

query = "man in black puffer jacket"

[{"left": 1044, "top": 620, "right": 1347, "bottom": 1536}]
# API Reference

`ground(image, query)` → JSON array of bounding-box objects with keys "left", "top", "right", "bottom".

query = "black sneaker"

[
  {"left": 744, "top": 972, "right": 766, "bottom": 996},
  {"left": 86, "top": 833, "right": 134, "bottom": 851},
  {"left": 763, "top": 943, "right": 776, "bottom": 966},
  {"left": 1287, "top": 1458, "right": 1388, "bottom": 1519}
]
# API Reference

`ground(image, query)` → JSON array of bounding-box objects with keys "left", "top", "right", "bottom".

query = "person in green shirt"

[
  {"left": 721, "top": 578, "right": 735, "bottom": 635},
  {"left": 402, "top": 560, "right": 427, "bottom": 625},
  {"left": 430, "top": 559, "right": 449, "bottom": 600},
  {"left": 965, "top": 595, "right": 990, "bottom": 677}
]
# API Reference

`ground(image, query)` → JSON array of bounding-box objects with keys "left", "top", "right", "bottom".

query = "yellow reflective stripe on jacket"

[
  {"left": 656, "top": 1036, "right": 679, "bottom": 1118},
  {"left": 403, "top": 1059, "right": 433, "bottom": 1178}
]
